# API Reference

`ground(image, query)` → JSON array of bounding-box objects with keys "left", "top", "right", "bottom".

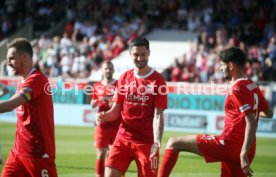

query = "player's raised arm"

[{"left": 0, "top": 93, "right": 26, "bottom": 113}]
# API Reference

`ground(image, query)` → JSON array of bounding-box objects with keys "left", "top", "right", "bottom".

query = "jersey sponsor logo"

[
  {"left": 246, "top": 83, "right": 258, "bottom": 91},
  {"left": 239, "top": 104, "right": 251, "bottom": 112},
  {"left": 99, "top": 95, "right": 113, "bottom": 102},
  {"left": 126, "top": 94, "right": 149, "bottom": 102}
]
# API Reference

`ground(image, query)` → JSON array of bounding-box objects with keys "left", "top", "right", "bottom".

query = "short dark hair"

[
  {"left": 102, "top": 60, "right": 114, "bottom": 67},
  {"left": 218, "top": 47, "right": 247, "bottom": 67},
  {"left": 7, "top": 38, "right": 33, "bottom": 57},
  {"left": 129, "top": 37, "right": 150, "bottom": 50}
]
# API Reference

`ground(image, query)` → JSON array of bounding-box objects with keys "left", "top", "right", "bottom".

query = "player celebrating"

[
  {"left": 96, "top": 37, "right": 168, "bottom": 177},
  {"left": 159, "top": 47, "right": 273, "bottom": 177},
  {"left": 1, "top": 38, "right": 58, "bottom": 177},
  {"left": 91, "top": 61, "right": 121, "bottom": 177}
]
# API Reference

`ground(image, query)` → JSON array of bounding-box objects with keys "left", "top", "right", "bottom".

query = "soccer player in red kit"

[
  {"left": 0, "top": 38, "right": 58, "bottom": 177},
  {"left": 96, "top": 37, "right": 168, "bottom": 177},
  {"left": 159, "top": 47, "right": 273, "bottom": 177},
  {"left": 91, "top": 61, "right": 121, "bottom": 177}
]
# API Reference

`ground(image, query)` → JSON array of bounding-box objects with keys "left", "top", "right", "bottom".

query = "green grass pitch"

[{"left": 1, "top": 122, "right": 276, "bottom": 177}]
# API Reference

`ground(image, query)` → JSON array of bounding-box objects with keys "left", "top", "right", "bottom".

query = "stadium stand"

[
  {"left": 0, "top": 0, "right": 275, "bottom": 82},
  {"left": 163, "top": 0, "right": 276, "bottom": 82}
]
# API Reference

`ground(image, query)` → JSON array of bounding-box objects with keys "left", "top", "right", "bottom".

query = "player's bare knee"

[
  {"left": 97, "top": 153, "right": 106, "bottom": 159},
  {"left": 166, "top": 137, "right": 178, "bottom": 149},
  {"left": 97, "top": 148, "right": 107, "bottom": 159},
  {"left": 105, "top": 167, "right": 122, "bottom": 177}
]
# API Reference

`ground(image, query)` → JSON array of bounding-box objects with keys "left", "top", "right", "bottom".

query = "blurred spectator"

[
  {"left": 2, "top": 0, "right": 274, "bottom": 83},
  {"left": 163, "top": 0, "right": 276, "bottom": 82}
]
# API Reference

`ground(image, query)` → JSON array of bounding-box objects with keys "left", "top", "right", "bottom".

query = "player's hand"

[
  {"left": 240, "top": 153, "right": 253, "bottom": 177},
  {"left": 95, "top": 112, "right": 104, "bottom": 125},
  {"left": 150, "top": 142, "right": 160, "bottom": 159}
]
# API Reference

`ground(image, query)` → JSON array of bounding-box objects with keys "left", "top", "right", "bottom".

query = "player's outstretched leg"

[
  {"left": 96, "top": 148, "right": 108, "bottom": 177},
  {"left": 159, "top": 135, "right": 201, "bottom": 177},
  {"left": 105, "top": 167, "right": 123, "bottom": 177},
  {"left": 0, "top": 144, "right": 2, "bottom": 164}
]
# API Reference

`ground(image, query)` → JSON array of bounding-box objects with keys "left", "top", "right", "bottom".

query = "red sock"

[
  {"left": 96, "top": 159, "right": 105, "bottom": 177},
  {"left": 159, "top": 149, "right": 179, "bottom": 177}
]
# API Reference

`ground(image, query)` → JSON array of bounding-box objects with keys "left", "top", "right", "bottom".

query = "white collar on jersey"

[
  {"left": 21, "top": 68, "right": 36, "bottom": 83},
  {"left": 134, "top": 68, "right": 154, "bottom": 79},
  {"left": 101, "top": 79, "right": 116, "bottom": 86}
]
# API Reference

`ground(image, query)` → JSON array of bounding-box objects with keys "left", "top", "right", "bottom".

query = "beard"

[
  {"left": 106, "top": 74, "right": 113, "bottom": 80},
  {"left": 134, "top": 60, "right": 148, "bottom": 69},
  {"left": 106, "top": 75, "right": 112, "bottom": 80}
]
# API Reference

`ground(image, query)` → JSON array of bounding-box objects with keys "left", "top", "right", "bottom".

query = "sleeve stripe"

[{"left": 20, "top": 92, "right": 32, "bottom": 101}]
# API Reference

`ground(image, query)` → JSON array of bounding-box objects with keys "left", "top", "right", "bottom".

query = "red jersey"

[
  {"left": 221, "top": 78, "right": 269, "bottom": 149},
  {"left": 13, "top": 69, "right": 55, "bottom": 158},
  {"left": 114, "top": 69, "right": 168, "bottom": 144},
  {"left": 92, "top": 80, "right": 121, "bottom": 128}
]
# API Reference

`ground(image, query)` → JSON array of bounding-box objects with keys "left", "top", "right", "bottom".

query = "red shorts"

[
  {"left": 196, "top": 134, "right": 255, "bottom": 177},
  {"left": 1, "top": 151, "right": 58, "bottom": 177},
  {"left": 94, "top": 126, "right": 118, "bottom": 148},
  {"left": 105, "top": 138, "right": 159, "bottom": 177}
]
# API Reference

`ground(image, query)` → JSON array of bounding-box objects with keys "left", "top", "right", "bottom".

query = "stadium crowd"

[
  {"left": 0, "top": 0, "right": 66, "bottom": 40},
  {"left": 162, "top": 0, "right": 276, "bottom": 82},
  {"left": 2, "top": 0, "right": 276, "bottom": 82},
  {"left": 0, "top": 0, "right": 32, "bottom": 40}
]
